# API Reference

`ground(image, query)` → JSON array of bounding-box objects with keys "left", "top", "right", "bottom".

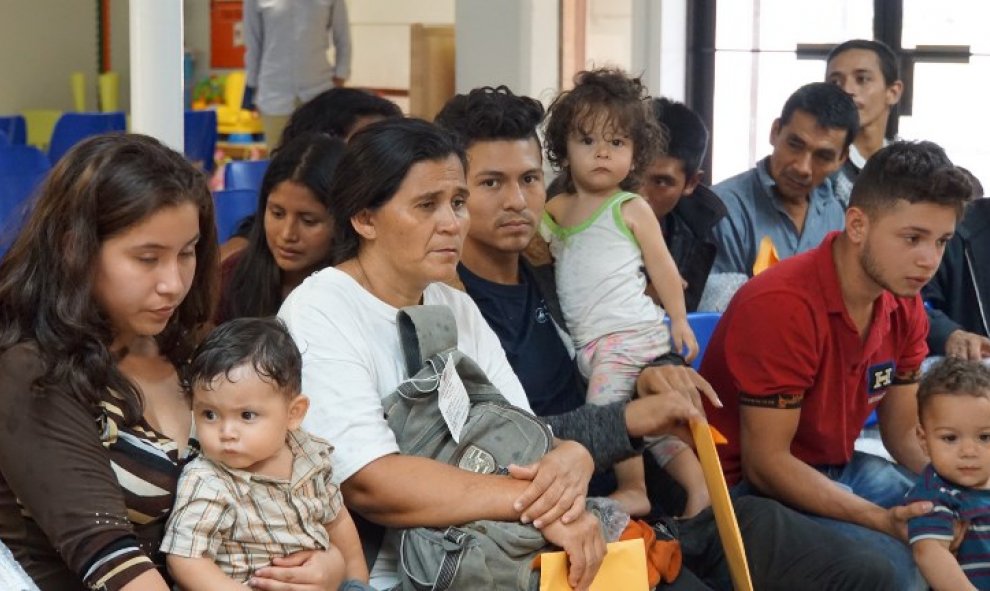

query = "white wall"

[
  {"left": 349, "top": 0, "right": 454, "bottom": 94},
  {"left": 455, "top": 0, "right": 559, "bottom": 104},
  {"left": 585, "top": 0, "right": 632, "bottom": 72},
  {"left": 0, "top": 0, "right": 99, "bottom": 113},
  {"left": 632, "top": 0, "right": 687, "bottom": 100},
  {"left": 0, "top": 0, "right": 679, "bottom": 120},
  {"left": 101, "top": 0, "right": 441, "bottom": 114},
  {"left": 184, "top": 0, "right": 211, "bottom": 90},
  {"left": 109, "top": 0, "right": 130, "bottom": 113}
]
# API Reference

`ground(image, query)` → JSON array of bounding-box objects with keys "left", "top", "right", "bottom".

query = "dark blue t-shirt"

[
  {"left": 458, "top": 263, "right": 584, "bottom": 416},
  {"left": 907, "top": 464, "right": 990, "bottom": 589}
]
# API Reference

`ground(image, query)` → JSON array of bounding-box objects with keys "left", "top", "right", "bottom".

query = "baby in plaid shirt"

[{"left": 162, "top": 317, "right": 370, "bottom": 590}]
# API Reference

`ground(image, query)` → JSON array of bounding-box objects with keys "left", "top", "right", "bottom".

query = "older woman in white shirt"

[{"left": 278, "top": 118, "right": 605, "bottom": 590}]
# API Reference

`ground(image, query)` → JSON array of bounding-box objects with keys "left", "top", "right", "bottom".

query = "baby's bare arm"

[
  {"left": 325, "top": 506, "right": 370, "bottom": 582},
  {"left": 623, "top": 196, "right": 698, "bottom": 361},
  {"left": 166, "top": 554, "right": 249, "bottom": 591},
  {"left": 912, "top": 538, "right": 977, "bottom": 591}
]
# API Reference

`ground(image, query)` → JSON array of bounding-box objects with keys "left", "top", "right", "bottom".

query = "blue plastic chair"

[
  {"left": 184, "top": 110, "right": 218, "bottom": 173},
  {"left": 685, "top": 312, "right": 722, "bottom": 370},
  {"left": 0, "top": 115, "right": 26, "bottom": 145},
  {"left": 0, "top": 130, "right": 7, "bottom": 146},
  {"left": 224, "top": 159, "right": 269, "bottom": 191},
  {"left": 48, "top": 111, "right": 126, "bottom": 165},
  {"left": 0, "top": 144, "right": 51, "bottom": 233},
  {"left": 214, "top": 188, "right": 259, "bottom": 242}
]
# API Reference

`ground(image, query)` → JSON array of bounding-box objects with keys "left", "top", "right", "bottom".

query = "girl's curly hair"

[{"left": 544, "top": 67, "right": 667, "bottom": 194}]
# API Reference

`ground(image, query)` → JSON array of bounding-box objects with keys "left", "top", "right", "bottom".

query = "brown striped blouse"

[{"left": 0, "top": 344, "right": 195, "bottom": 591}]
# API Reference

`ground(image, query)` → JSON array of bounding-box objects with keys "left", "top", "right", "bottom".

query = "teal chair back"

[
  {"left": 0, "top": 115, "right": 26, "bottom": 145},
  {"left": 48, "top": 112, "right": 126, "bottom": 165},
  {"left": 224, "top": 159, "right": 269, "bottom": 191},
  {"left": 0, "top": 144, "right": 50, "bottom": 231},
  {"left": 686, "top": 312, "right": 722, "bottom": 370},
  {"left": 184, "top": 110, "right": 218, "bottom": 173},
  {"left": 214, "top": 188, "right": 258, "bottom": 242}
]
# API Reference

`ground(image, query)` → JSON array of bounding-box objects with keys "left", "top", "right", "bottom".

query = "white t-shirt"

[
  {"left": 277, "top": 267, "right": 531, "bottom": 588},
  {"left": 541, "top": 191, "right": 665, "bottom": 347}
]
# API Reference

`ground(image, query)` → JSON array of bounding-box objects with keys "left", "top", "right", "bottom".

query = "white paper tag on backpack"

[{"left": 438, "top": 353, "right": 469, "bottom": 443}]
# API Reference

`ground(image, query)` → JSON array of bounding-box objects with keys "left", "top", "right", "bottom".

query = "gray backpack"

[{"left": 381, "top": 305, "right": 553, "bottom": 591}]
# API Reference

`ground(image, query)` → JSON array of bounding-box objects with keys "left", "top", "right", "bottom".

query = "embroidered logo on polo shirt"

[{"left": 867, "top": 361, "right": 895, "bottom": 402}]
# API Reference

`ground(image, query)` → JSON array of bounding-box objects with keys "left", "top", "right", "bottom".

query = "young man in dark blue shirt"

[{"left": 434, "top": 85, "right": 896, "bottom": 591}]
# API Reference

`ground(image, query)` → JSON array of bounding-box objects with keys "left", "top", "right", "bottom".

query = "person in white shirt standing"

[
  {"left": 243, "top": 0, "right": 352, "bottom": 149},
  {"left": 825, "top": 39, "right": 903, "bottom": 207}
]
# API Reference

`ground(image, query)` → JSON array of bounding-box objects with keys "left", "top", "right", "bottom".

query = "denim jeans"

[
  {"left": 339, "top": 580, "right": 376, "bottom": 591},
  {"left": 736, "top": 451, "right": 925, "bottom": 591}
]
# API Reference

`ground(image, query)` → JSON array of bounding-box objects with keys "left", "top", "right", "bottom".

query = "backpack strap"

[
  {"left": 358, "top": 306, "right": 457, "bottom": 572},
  {"left": 397, "top": 305, "right": 458, "bottom": 376}
]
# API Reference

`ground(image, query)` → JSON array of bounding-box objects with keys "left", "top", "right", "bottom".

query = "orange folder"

[
  {"left": 691, "top": 420, "right": 753, "bottom": 591},
  {"left": 540, "top": 538, "right": 649, "bottom": 591},
  {"left": 752, "top": 235, "right": 780, "bottom": 276}
]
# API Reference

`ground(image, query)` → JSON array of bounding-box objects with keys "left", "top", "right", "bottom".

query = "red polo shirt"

[{"left": 701, "top": 231, "right": 929, "bottom": 485}]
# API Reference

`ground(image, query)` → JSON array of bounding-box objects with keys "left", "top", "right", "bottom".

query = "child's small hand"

[
  {"left": 250, "top": 547, "right": 346, "bottom": 590},
  {"left": 671, "top": 318, "right": 699, "bottom": 364}
]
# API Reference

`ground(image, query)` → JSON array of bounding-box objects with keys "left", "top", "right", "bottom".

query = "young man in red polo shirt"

[{"left": 702, "top": 140, "right": 973, "bottom": 589}]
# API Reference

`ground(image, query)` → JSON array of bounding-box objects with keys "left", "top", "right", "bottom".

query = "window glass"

[
  {"left": 711, "top": 1, "right": 870, "bottom": 181},
  {"left": 902, "top": 0, "right": 990, "bottom": 52},
  {"left": 712, "top": 52, "right": 822, "bottom": 183},
  {"left": 898, "top": 57, "right": 990, "bottom": 190},
  {"left": 716, "top": 0, "right": 870, "bottom": 51}
]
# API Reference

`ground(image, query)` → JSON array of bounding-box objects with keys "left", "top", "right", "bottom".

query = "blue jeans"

[
  {"left": 736, "top": 452, "right": 924, "bottom": 591},
  {"left": 339, "top": 580, "right": 376, "bottom": 591}
]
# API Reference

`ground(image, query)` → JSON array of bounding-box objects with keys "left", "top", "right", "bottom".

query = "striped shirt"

[
  {"left": 161, "top": 429, "right": 342, "bottom": 582},
  {"left": 0, "top": 344, "right": 195, "bottom": 591},
  {"left": 83, "top": 396, "right": 195, "bottom": 590},
  {"left": 907, "top": 464, "right": 990, "bottom": 589}
]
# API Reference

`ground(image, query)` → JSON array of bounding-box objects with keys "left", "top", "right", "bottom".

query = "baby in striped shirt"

[
  {"left": 908, "top": 357, "right": 990, "bottom": 591},
  {"left": 162, "top": 317, "right": 371, "bottom": 590}
]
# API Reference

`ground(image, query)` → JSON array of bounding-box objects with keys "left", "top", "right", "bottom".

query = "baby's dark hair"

[
  {"left": 917, "top": 357, "right": 990, "bottom": 423},
  {"left": 544, "top": 67, "right": 666, "bottom": 194},
  {"left": 186, "top": 317, "right": 302, "bottom": 398}
]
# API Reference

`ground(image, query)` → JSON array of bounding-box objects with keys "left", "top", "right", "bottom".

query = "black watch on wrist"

[{"left": 647, "top": 351, "right": 688, "bottom": 367}]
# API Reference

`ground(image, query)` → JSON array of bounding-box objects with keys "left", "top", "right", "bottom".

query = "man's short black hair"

[
  {"left": 651, "top": 98, "right": 709, "bottom": 178},
  {"left": 434, "top": 86, "right": 545, "bottom": 150},
  {"left": 827, "top": 39, "right": 900, "bottom": 86},
  {"left": 826, "top": 39, "right": 901, "bottom": 141},
  {"left": 850, "top": 140, "right": 972, "bottom": 219},
  {"left": 780, "top": 82, "right": 860, "bottom": 151},
  {"left": 186, "top": 317, "right": 302, "bottom": 398}
]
